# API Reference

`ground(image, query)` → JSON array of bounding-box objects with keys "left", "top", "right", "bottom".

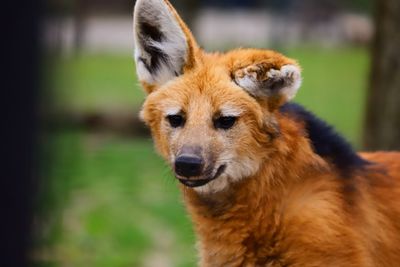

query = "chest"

[{"left": 197, "top": 218, "right": 290, "bottom": 267}]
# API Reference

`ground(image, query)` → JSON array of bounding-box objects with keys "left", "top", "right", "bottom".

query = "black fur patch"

[
  {"left": 280, "top": 103, "right": 369, "bottom": 177},
  {"left": 138, "top": 21, "right": 169, "bottom": 74},
  {"left": 140, "top": 21, "right": 163, "bottom": 42}
]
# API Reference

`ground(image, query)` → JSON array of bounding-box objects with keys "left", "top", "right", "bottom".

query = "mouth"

[{"left": 178, "top": 165, "right": 226, "bottom": 188}]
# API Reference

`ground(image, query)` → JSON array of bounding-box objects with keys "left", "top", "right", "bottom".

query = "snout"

[
  {"left": 174, "top": 156, "right": 226, "bottom": 188},
  {"left": 175, "top": 154, "right": 209, "bottom": 188},
  {"left": 173, "top": 146, "right": 226, "bottom": 188},
  {"left": 175, "top": 155, "right": 204, "bottom": 178}
]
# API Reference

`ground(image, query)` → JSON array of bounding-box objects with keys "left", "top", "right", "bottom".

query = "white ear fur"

[
  {"left": 234, "top": 64, "right": 302, "bottom": 101},
  {"left": 133, "top": 0, "right": 189, "bottom": 86}
]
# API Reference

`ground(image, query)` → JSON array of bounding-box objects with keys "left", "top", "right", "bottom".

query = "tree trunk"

[{"left": 364, "top": 0, "right": 400, "bottom": 150}]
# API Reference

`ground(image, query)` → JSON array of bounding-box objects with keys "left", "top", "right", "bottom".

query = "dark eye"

[
  {"left": 167, "top": 115, "right": 185, "bottom": 128},
  {"left": 214, "top": 116, "right": 237, "bottom": 130}
]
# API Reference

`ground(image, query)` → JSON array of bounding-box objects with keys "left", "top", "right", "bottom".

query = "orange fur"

[{"left": 134, "top": 1, "right": 400, "bottom": 266}]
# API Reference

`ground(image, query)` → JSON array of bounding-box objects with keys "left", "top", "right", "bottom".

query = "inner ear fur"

[
  {"left": 133, "top": 0, "right": 199, "bottom": 93},
  {"left": 231, "top": 50, "right": 302, "bottom": 111}
]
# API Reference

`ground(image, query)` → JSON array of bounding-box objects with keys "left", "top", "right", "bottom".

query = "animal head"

[{"left": 134, "top": 0, "right": 302, "bottom": 194}]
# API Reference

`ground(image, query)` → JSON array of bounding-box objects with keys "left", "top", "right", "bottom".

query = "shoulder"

[{"left": 279, "top": 103, "right": 369, "bottom": 177}]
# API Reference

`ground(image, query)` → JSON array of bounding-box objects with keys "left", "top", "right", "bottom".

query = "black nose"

[{"left": 175, "top": 155, "right": 203, "bottom": 178}]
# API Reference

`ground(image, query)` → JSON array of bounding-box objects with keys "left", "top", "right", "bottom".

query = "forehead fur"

[{"left": 142, "top": 53, "right": 264, "bottom": 122}]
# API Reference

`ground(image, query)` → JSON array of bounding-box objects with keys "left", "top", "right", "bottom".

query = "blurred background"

[{"left": 27, "top": 0, "right": 399, "bottom": 266}]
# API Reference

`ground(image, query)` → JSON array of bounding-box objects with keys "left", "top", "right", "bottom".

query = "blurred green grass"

[
  {"left": 51, "top": 54, "right": 145, "bottom": 112},
  {"left": 36, "top": 132, "right": 196, "bottom": 267},
  {"left": 35, "top": 47, "right": 370, "bottom": 267}
]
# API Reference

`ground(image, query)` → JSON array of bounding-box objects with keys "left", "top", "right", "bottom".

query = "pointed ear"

[
  {"left": 233, "top": 60, "right": 302, "bottom": 111},
  {"left": 133, "top": 0, "right": 198, "bottom": 92}
]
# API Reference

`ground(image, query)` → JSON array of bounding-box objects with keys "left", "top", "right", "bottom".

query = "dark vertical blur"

[
  {"left": 364, "top": 0, "right": 400, "bottom": 150},
  {"left": 1, "top": 1, "right": 41, "bottom": 267}
]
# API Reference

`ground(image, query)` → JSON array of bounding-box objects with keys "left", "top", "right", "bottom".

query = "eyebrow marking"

[
  {"left": 220, "top": 105, "right": 243, "bottom": 117},
  {"left": 164, "top": 106, "right": 181, "bottom": 116}
]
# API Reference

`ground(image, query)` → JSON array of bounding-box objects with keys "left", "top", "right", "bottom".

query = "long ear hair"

[{"left": 133, "top": 0, "right": 199, "bottom": 93}]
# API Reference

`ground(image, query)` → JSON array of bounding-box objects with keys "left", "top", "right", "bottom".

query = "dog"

[{"left": 133, "top": 0, "right": 400, "bottom": 266}]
